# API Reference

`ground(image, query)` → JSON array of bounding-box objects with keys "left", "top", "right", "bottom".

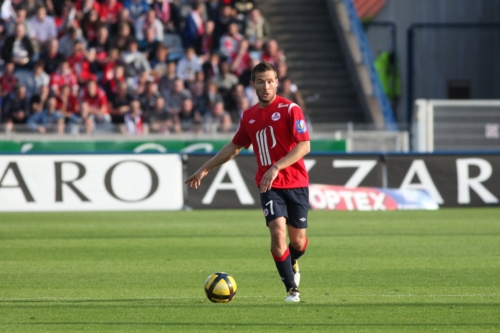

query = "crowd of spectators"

[{"left": 0, "top": 0, "right": 305, "bottom": 135}]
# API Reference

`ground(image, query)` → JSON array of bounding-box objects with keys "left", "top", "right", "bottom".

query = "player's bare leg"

[
  {"left": 288, "top": 225, "right": 308, "bottom": 288},
  {"left": 268, "top": 217, "right": 300, "bottom": 302}
]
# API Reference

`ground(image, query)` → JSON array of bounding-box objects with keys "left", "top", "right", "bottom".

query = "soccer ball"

[{"left": 204, "top": 272, "right": 237, "bottom": 303}]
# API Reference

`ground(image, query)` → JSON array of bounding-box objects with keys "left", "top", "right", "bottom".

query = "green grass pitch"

[{"left": 1, "top": 209, "right": 499, "bottom": 332}]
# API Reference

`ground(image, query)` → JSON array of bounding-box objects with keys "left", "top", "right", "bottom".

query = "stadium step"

[{"left": 256, "top": 0, "right": 366, "bottom": 123}]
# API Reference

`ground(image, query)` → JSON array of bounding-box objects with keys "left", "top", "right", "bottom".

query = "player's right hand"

[{"left": 185, "top": 169, "right": 208, "bottom": 189}]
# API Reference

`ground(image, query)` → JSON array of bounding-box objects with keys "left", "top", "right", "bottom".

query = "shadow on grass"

[{"left": 1, "top": 299, "right": 500, "bottom": 310}]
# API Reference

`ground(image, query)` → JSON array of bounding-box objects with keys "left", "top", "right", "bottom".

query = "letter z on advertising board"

[{"left": 0, "top": 154, "right": 184, "bottom": 211}]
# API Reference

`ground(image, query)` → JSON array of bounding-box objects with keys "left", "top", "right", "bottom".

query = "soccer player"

[{"left": 185, "top": 61, "right": 310, "bottom": 302}]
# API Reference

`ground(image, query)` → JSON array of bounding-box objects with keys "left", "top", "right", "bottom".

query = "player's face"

[{"left": 251, "top": 70, "right": 278, "bottom": 106}]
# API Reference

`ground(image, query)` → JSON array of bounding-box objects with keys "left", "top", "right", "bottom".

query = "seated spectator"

[
  {"left": 58, "top": 27, "right": 86, "bottom": 58},
  {"left": 234, "top": 0, "right": 255, "bottom": 20},
  {"left": 177, "top": 47, "right": 202, "bottom": 82},
  {"left": 57, "top": 84, "right": 80, "bottom": 126},
  {"left": 40, "top": 38, "right": 65, "bottom": 75},
  {"left": 235, "top": 96, "right": 249, "bottom": 120},
  {"left": 55, "top": 3, "right": 78, "bottom": 38},
  {"left": 148, "top": 96, "right": 173, "bottom": 134},
  {"left": 75, "top": 0, "right": 101, "bottom": 18},
  {"left": 80, "top": 8, "right": 101, "bottom": 42},
  {"left": 121, "top": 39, "right": 151, "bottom": 78},
  {"left": 205, "top": 0, "right": 219, "bottom": 22},
  {"left": 135, "top": 8, "right": 163, "bottom": 42},
  {"left": 111, "top": 22, "right": 136, "bottom": 52},
  {"left": 189, "top": 71, "right": 205, "bottom": 102},
  {"left": 5, "top": 8, "right": 30, "bottom": 37},
  {"left": 219, "top": 21, "right": 243, "bottom": 60},
  {"left": 213, "top": 5, "right": 233, "bottom": 49},
  {"left": 158, "top": 61, "right": 178, "bottom": 97},
  {"left": 182, "top": 2, "right": 205, "bottom": 53},
  {"left": 129, "top": 69, "right": 149, "bottom": 94},
  {"left": 245, "top": 8, "right": 269, "bottom": 51},
  {"left": 212, "top": 61, "right": 239, "bottom": 93},
  {"left": 50, "top": 61, "right": 78, "bottom": 95},
  {"left": 152, "top": 0, "right": 181, "bottom": 33},
  {"left": 123, "top": 0, "right": 149, "bottom": 23},
  {"left": 138, "top": 27, "right": 159, "bottom": 60},
  {"left": 196, "top": 80, "right": 223, "bottom": 116},
  {"left": 1, "top": 23, "right": 35, "bottom": 69},
  {"left": 88, "top": 26, "right": 110, "bottom": 63},
  {"left": 27, "top": 96, "right": 64, "bottom": 134},
  {"left": 0, "top": 62, "right": 18, "bottom": 98},
  {"left": 25, "top": 0, "right": 45, "bottom": 18},
  {"left": 86, "top": 48, "right": 103, "bottom": 81},
  {"left": 67, "top": 41, "right": 96, "bottom": 84},
  {"left": 225, "top": 83, "right": 245, "bottom": 116},
  {"left": 26, "top": 60, "right": 49, "bottom": 97},
  {"left": 102, "top": 48, "right": 122, "bottom": 87},
  {"left": 164, "top": 78, "right": 192, "bottom": 115},
  {"left": 30, "top": 85, "right": 52, "bottom": 114},
  {"left": 28, "top": 5, "right": 57, "bottom": 46},
  {"left": 99, "top": 0, "right": 123, "bottom": 25},
  {"left": 244, "top": 83, "right": 258, "bottom": 106},
  {"left": 239, "top": 57, "right": 260, "bottom": 87},
  {"left": 175, "top": 97, "right": 202, "bottom": 133},
  {"left": 276, "top": 61, "right": 299, "bottom": 92},
  {"left": 150, "top": 45, "right": 170, "bottom": 80},
  {"left": 262, "top": 39, "right": 284, "bottom": 66},
  {"left": 109, "top": 8, "right": 135, "bottom": 38},
  {"left": 124, "top": 99, "right": 146, "bottom": 134},
  {"left": 230, "top": 39, "right": 251, "bottom": 76},
  {"left": 0, "top": 0, "right": 23, "bottom": 21},
  {"left": 80, "top": 80, "right": 110, "bottom": 133},
  {"left": 2, "top": 85, "right": 30, "bottom": 132},
  {"left": 202, "top": 52, "right": 220, "bottom": 81},
  {"left": 204, "top": 100, "right": 232, "bottom": 133},
  {"left": 139, "top": 80, "right": 160, "bottom": 120},
  {"left": 200, "top": 20, "right": 215, "bottom": 57},
  {"left": 279, "top": 76, "right": 306, "bottom": 111},
  {"left": 108, "top": 81, "right": 132, "bottom": 126},
  {"left": 104, "top": 64, "right": 126, "bottom": 98}
]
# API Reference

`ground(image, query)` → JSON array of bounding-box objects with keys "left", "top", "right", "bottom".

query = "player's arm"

[
  {"left": 185, "top": 142, "right": 244, "bottom": 189},
  {"left": 260, "top": 140, "right": 310, "bottom": 193}
]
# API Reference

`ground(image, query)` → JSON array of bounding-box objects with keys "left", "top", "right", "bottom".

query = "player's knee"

[{"left": 290, "top": 237, "right": 306, "bottom": 252}]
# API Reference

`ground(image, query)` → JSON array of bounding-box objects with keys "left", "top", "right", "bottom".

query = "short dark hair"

[{"left": 251, "top": 61, "right": 277, "bottom": 82}]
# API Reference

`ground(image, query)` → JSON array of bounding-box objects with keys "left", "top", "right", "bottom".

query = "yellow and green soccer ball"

[{"left": 204, "top": 272, "right": 237, "bottom": 303}]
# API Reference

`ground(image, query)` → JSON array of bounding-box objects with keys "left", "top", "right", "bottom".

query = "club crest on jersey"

[
  {"left": 296, "top": 119, "right": 307, "bottom": 133},
  {"left": 249, "top": 119, "right": 255, "bottom": 124},
  {"left": 271, "top": 112, "right": 280, "bottom": 121},
  {"left": 263, "top": 208, "right": 269, "bottom": 216}
]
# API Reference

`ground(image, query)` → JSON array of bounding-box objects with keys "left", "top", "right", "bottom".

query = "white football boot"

[{"left": 285, "top": 288, "right": 300, "bottom": 302}]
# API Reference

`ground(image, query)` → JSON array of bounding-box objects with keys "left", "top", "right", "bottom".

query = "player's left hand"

[{"left": 260, "top": 165, "right": 279, "bottom": 193}]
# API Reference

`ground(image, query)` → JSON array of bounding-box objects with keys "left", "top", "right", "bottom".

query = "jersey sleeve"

[
  {"left": 232, "top": 114, "right": 251, "bottom": 149},
  {"left": 288, "top": 104, "right": 310, "bottom": 142}
]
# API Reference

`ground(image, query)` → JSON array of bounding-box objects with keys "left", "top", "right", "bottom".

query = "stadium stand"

[{"left": 0, "top": 0, "right": 294, "bottom": 135}]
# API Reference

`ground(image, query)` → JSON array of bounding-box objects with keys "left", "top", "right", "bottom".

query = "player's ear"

[{"left": 250, "top": 80, "right": 255, "bottom": 89}]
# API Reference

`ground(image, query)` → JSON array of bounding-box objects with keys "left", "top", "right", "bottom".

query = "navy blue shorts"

[{"left": 260, "top": 187, "right": 309, "bottom": 228}]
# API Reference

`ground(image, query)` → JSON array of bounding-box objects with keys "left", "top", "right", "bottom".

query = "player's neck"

[{"left": 259, "top": 94, "right": 277, "bottom": 108}]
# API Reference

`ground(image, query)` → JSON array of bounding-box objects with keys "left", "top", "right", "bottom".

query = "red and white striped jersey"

[{"left": 232, "top": 95, "right": 310, "bottom": 189}]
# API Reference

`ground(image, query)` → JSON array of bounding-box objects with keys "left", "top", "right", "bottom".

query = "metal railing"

[
  {"left": 0, "top": 122, "right": 410, "bottom": 152},
  {"left": 340, "top": 0, "right": 397, "bottom": 130}
]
